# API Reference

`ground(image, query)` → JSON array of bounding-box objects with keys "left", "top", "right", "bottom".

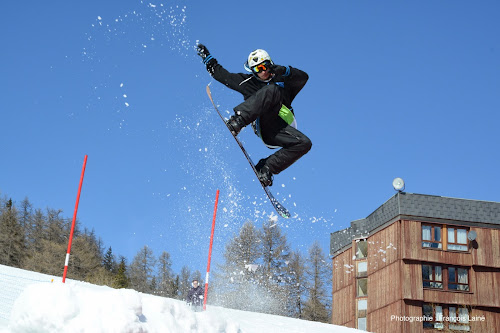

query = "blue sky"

[{"left": 1, "top": 0, "right": 499, "bottom": 276}]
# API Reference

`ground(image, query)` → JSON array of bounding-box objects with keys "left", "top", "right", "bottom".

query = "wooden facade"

[{"left": 331, "top": 219, "right": 500, "bottom": 332}]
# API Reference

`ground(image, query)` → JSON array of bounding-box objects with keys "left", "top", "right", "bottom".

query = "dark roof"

[{"left": 330, "top": 193, "right": 500, "bottom": 256}]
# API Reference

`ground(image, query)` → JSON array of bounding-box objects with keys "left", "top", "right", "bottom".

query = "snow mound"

[
  {"left": 7, "top": 282, "right": 238, "bottom": 333},
  {"left": 0, "top": 265, "right": 362, "bottom": 333}
]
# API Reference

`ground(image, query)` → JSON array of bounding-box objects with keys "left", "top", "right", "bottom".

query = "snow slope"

[{"left": 0, "top": 264, "right": 362, "bottom": 333}]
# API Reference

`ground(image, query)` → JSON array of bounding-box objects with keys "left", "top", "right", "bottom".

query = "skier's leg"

[
  {"left": 233, "top": 85, "right": 283, "bottom": 125},
  {"left": 260, "top": 124, "right": 312, "bottom": 175}
]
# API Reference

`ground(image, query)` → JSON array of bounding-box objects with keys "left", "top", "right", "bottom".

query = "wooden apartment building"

[{"left": 330, "top": 192, "right": 500, "bottom": 332}]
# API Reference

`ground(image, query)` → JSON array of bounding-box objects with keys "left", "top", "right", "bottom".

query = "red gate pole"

[
  {"left": 203, "top": 189, "right": 219, "bottom": 310},
  {"left": 62, "top": 155, "right": 88, "bottom": 283}
]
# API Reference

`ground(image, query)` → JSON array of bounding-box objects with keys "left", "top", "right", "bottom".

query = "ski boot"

[
  {"left": 226, "top": 114, "right": 246, "bottom": 136},
  {"left": 256, "top": 159, "right": 274, "bottom": 187}
]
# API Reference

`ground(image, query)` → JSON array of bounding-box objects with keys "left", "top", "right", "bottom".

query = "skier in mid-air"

[{"left": 196, "top": 43, "right": 312, "bottom": 187}]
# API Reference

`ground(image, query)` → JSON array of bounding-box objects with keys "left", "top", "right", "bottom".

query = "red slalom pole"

[
  {"left": 62, "top": 155, "right": 88, "bottom": 283},
  {"left": 203, "top": 189, "right": 219, "bottom": 310}
]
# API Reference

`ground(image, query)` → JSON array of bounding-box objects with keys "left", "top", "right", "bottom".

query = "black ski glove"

[
  {"left": 270, "top": 65, "right": 290, "bottom": 77},
  {"left": 196, "top": 43, "right": 212, "bottom": 63},
  {"left": 269, "top": 63, "right": 279, "bottom": 74}
]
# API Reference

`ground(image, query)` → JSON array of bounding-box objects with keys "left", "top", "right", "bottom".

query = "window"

[
  {"left": 423, "top": 304, "right": 444, "bottom": 329},
  {"left": 422, "top": 225, "right": 442, "bottom": 249},
  {"left": 422, "top": 264, "right": 470, "bottom": 291},
  {"left": 448, "top": 306, "right": 471, "bottom": 331},
  {"left": 356, "top": 261, "right": 367, "bottom": 278},
  {"left": 357, "top": 299, "right": 367, "bottom": 331},
  {"left": 424, "top": 304, "right": 471, "bottom": 331},
  {"left": 448, "top": 227, "right": 469, "bottom": 251},
  {"left": 357, "top": 278, "right": 368, "bottom": 297},
  {"left": 355, "top": 239, "right": 368, "bottom": 259},
  {"left": 422, "top": 264, "right": 443, "bottom": 289},
  {"left": 355, "top": 239, "right": 368, "bottom": 331},
  {"left": 448, "top": 267, "right": 469, "bottom": 291}
]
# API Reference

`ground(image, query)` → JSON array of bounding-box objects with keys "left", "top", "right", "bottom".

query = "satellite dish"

[
  {"left": 392, "top": 177, "right": 405, "bottom": 192},
  {"left": 467, "top": 230, "right": 477, "bottom": 241}
]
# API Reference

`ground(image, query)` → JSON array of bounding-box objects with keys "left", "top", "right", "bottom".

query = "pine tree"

[
  {"left": 172, "top": 275, "right": 180, "bottom": 298},
  {"left": 19, "top": 197, "right": 33, "bottom": 235},
  {"left": 224, "top": 221, "right": 262, "bottom": 271},
  {"left": 191, "top": 270, "right": 203, "bottom": 284},
  {"left": 303, "top": 241, "right": 330, "bottom": 323},
  {"left": 23, "top": 239, "right": 66, "bottom": 275},
  {"left": 150, "top": 276, "right": 158, "bottom": 294},
  {"left": 157, "top": 251, "right": 175, "bottom": 297},
  {"left": 129, "top": 245, "right": 157, "bottom": 293},
  {"left": 114, "top": 256, "right": 130, "bottom": 289},
  {"left": 285, "top": 251, "right": 307, "bottom": 318},
  {"left": 45, "top": 208, "right": 66, "bottom": 244},
  {"left": 213, "top": 221, "right": 265, "bottom": 312},
  {"left": 0, "top": 200, "right": 25, "bottom": 267},
  {"left": 26, "top": 208, "right": 45, "bottom": 255},
  {"left": 179, "top": 266, "right": 192, "bottom": 300},
  {"left": 68, "top": 229, "right": 103, "bottom": 280},
  {"left": 86, "top": 266, "right": 115, "bottom": 286},
  {"left": 103, "top": 246, "right": 116, "bottom": 273},
  {"left": 259, "top": 218, "right": 291, "bottom": 315},
  {"left": 261, "top": 219, "right": 290, "bottom": 281}
]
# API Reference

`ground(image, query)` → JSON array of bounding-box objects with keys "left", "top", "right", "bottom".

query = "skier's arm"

[
  {"left": 196, "top": 43, "right": 248, "bottom": 92},
  {"left": 273, "top": 65, "right": 309, "bottom": 101},
  {"left": 273, "top": 65, "right": 308, "bottom": 89}
]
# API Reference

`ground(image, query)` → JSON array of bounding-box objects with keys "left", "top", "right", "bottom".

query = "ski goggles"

[{"left": 252, "top": 61, "right": 271, "bottom": 73}]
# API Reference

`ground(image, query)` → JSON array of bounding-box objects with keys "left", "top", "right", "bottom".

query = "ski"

[{"left": 206, "top": 84, "right": 291, "bottom": 219}]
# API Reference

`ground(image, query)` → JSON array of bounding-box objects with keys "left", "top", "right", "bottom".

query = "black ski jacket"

[
  {"left": 186, "top": 286, "right": 204, "bottom": 306},
  {"left": 205, "top": 58, "right": 308, "bottom": 110}
]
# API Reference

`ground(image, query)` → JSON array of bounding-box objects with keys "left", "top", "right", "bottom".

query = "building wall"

[
  {"left": 401, "top": 260, "right": 424, "bottom": 301},
  {"left": 402, "top": 220, "right": 500, "bottom": 269},
  {"left": 332, "top": 222, "right": 404, "bottom": 329},
  {"left": 332, "top": 247, "right": 354, "bottom": 292},
  {"left": 400, "top": 301, "right": 428, "bottom": 333},
  {"left": 471, "top": 307, "right": 500, "bottom": 332},
  {"left": 332, "top": 218, "right": 500, "bottom": 331},
  {"left": 366, "top": 221, "right": 400, "bottom": 273},
  {"left": 401, "top": 220, "right": 500, "bottom": 307},
  {"left": 474, "top": 266, "right": 500, "bottom": 308},
  {"left": 401, "top": 220, "right": 473, "bottom": 265},
  {"left": 367, "top": 300, "right": 403, "bottom": 333},
  {"left": 332, "top": 285, "right": 355, "bottom": 328},
  {"left": 368, "top": 261, "right": 401, "bottom": 312},
  {"left": 472, "top": 227, "right": 500, "bottom": 268},
  {"left": 331, "top": 247, "right": 354, "bottom": 327},
  {"left": 365, "top": 222, "right": 403, "bottom": 331}
]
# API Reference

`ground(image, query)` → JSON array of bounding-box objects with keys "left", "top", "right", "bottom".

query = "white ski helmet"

[{"left": 244, "top": 49, "right": 273, "bottom": 72}]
